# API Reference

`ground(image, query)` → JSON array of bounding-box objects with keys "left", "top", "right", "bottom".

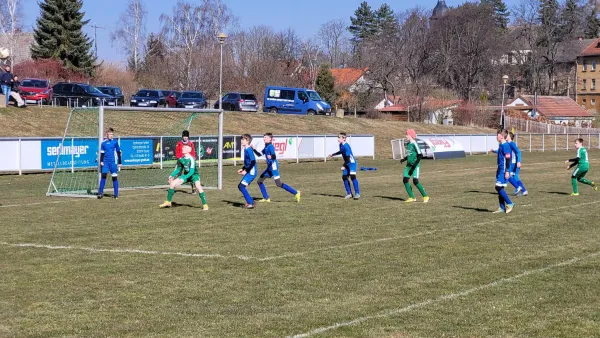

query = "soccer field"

[{"left": 1, "top": 151, "right": 600, "bottom": 338}]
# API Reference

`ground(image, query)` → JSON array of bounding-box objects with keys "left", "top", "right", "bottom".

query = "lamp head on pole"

[
  {"left": 218, "top": 32, "right": 228, "bottom": 44},
  {"left": 502, "top": 74, "right": 509, "bottom": 84}
]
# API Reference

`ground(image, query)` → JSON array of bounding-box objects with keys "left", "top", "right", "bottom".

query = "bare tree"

[
  {"left": 0, "top": 0, "right": 23, "bottom": 66},
  {"left": 110, "top": 0, "right": 147, "bottom": 73},
  {"left": 299, "top": 38, "right": 324, "bottom": 89},
  {"left": 318, "top": 19, "right": 350, "bottom": 68}
]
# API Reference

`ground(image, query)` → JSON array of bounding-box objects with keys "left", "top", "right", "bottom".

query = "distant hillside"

[{"left": 0, "top": 107, "right": 494, "bottom": 158}]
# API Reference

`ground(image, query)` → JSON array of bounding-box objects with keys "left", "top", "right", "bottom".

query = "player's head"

[
  {"left": 241, "top": 134, "right": 252, "bottom": 146},
  {"left": 263, "top": 133, "right": 273, "bottom": 143},
  {"left": 337, "top": 132, "right": 347, "bottom": 143},
  {"left": 496, "top": 129, "right": 507, "bottom": 142},
  {"left": 182, "top": 130, "right": 190, "bottom": 142},
  {"left": 182, "top": 145, "right": 192, "bottom": 155},
  {"left": 406, "top": 129, "right": 417, "bottom": 141},
  {"left": 575, "top": 138, "right": 584, "bottom": 149},
  {"left": 507, "top": 132, "right": 515, "bottom": 142},
  {"left": 106, "top": 127, "right": 114, "bottom": 140}
]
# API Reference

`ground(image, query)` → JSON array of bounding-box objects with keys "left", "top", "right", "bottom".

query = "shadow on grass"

[
  {"left": 221, "top": 200, "right": 246, "bottom": 208},
  {"left": 373, "top": 195, "right": 406, "bottom": 201},
  {"left": 453, "top": 206, "right": 490, "bottom": 213},
  {"left": 171, "top": 202, "right": 200, "bottom": 208},
  {"left": 465, "top": 190, "right": 497, "bottom": 195},
  {"left": 540, "top": 191, "right": 570, "bottom": 196},
  {"left": 312, "top": 193, "right": 346, "bottom": 198}
]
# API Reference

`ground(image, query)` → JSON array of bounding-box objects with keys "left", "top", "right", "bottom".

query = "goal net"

[{"left": 47, "top": 106, "right": 224, "bottom": 197}]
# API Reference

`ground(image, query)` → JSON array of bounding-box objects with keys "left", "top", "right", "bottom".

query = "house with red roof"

[
  {"left": 508, "top": 95, "right": 594, "bottom": 126},
  {"left": 330, "top": 68, "right": 371, "bottom": 93}
]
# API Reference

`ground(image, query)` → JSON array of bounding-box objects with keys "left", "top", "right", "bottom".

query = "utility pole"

[{"left": 90, "top": 24, "right": 105, "bottom": 59}]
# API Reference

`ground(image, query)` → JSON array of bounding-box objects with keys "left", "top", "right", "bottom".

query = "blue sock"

[
  {"left": 282, "top": 183, "right": 297, "bottom": 195},
  {"left": 239, "top": 185, "right": 253, "bottom": 205},
  {"left": 508, "top": 177, "right": 519, "bottom": 190},
  {"left": 497, "top": 193, "right": 505, "bottom": 210},
  {"left": 258, "top": 182, "right": 269, "bottom": 199},
  {"left": 519, "top": 181, "right": 527, "bottom": 192},
  {"left": 343, "top": 180, "right": 352, "bottom": 195},
  {"left": 499, "top": 188, "right": 513, "bottom": 205},
  {"left": 113, "top": 178, "right": 119, "bottom": 197},
  {"left": 98, "top": 178, "right": 106, "bottom": 194},
  {"left": 352, "top": 178, "right": 360, "bottom": 194}
]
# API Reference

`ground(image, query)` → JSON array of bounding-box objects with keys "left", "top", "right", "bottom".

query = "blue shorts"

[
  {"left": 343, "top": 163, "right": 357, "bottom": 176},
  {"left": 241, "top": 167, "right": 257, "bottom": 186},
  {"left": 261, "top": 162, "right": 281, "bottom": 180},
  {"left": 496, "top": 170, "right": 508, "bottom": 187},
  {"left": 101, "top": 162, "right": 119, "bottom": 177}
]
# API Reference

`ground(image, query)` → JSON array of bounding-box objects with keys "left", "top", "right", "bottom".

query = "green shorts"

[
  {"left": 403, "top": 164, "right": 420, "bottom": 178},
  {"left": 572, "top": 166, "right": 588, "bottom": 179},
  {"left": 182, "top": 173, "right": 200, "bottom": 184}
]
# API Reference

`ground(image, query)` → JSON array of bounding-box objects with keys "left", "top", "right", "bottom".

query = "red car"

[{"left": 18, "top": 78, "right": 53, "bottom": 104}]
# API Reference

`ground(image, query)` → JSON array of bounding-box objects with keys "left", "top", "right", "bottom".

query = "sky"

[{"left": 20, "top": 0, "right": 522, "bottom": 63}]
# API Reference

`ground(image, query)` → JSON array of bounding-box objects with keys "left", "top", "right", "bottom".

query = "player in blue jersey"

[
  {"left": 252, "top": 133, "right": 301, "bottom": 203},
  {"left": 238, "top": 134, "right": 257, "bottom": 209},
  {"left": 490, "top": 129, "right": 514, "bottom": 213},
  {"left": 328, "top": 132, "right": 360, "bottom": 200},
  {"left": 506, "top": 132, "right": 528, "bottom": 196},
  {"left": 98, "top": 128, "right": 122, "bottom": 199}
]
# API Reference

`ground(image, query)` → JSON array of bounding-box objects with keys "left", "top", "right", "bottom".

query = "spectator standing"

[{"left": 0, "top": 65, "right": 13, "bottom": 106}]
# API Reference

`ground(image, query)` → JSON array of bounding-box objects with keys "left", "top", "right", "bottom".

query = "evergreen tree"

[
  {"left": 349, "top": 2, "right": 376, "bottom": 45},
  {"left": 315, "top": 64, "right": 336, "bottom": 105},
  {"left": 561, "top": 0, "right": 580, "bottom": 38},
  {"left": 31, "top": 0, "right": 96, "bottom": 76},
  {"left": 375, "top": 4, "right": 397, "bottom": 33},
  {"left": 480, "top": 0, "right": 510, "bottom": 29},
  {"left": 538, "top": 0, "right": 562, "bottom": 46},
  {"left": 585, "top": 6, "right": 600, "bottom": 39}
]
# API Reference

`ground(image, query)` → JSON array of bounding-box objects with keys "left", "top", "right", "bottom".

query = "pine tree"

[
  {"left": 375, "top": 4, "right": 397, "bottom": 33},
  {"left": 315, "top": 64, "right": 336, "bottom": 105},
  {"left": 349, "top": 2, "right": 376, "bottom": 45},
  {"left": 480, "top": 0, "right": 510, "bottom": 29},
  {"left": 31, "top": 0, "right": 96, "bottom": 76},
  {"left": 561, "top": 0, "right": 580, "bottom": 38},
  {"left": 585, "top": 6, "right": 600, "bottom": 39}
]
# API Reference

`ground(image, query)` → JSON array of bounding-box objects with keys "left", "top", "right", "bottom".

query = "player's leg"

[
  {"left": 403, "top": 166, "right": 415, "bottom": 202},
  {"left": 571, "top": 167, "right": 580, "bottom": 195},
  {"left": 412, "top": 166, "right": 428, "bottom": 202},
  {"left": 342, "top": 166, "right": 352, "bottom": 198},
  {"left": 576, "top": 169, "right": 593, "bottom": 187},
  {"left": 257, "top": 171, "right": 271, "bottom": 202},
  {"left": 349, "top": 163, "right": 360, "bottom": 199},
  {"left": 514, "top": 168, "right": 528, "bottom": 195},
  {"left": 508, "top": 166, "right": 520, "bottom": 194},
  {"left": 239, "top": 175, "right": 255, "bottom": 208},
  {"left": 495, "top": 174, "right": 514, "bottom": 213},
  {"left": 110, "top": 163, "right": 119, "bottom": 198},
  {"left": 192, "top": 176, "right": 208, "bottom": 210},
  {"left": 97, "top": 164, "right": 110, "bottom": 198},
  {"left": 161, "top": 178, "right": 184, "bottom": 207}
]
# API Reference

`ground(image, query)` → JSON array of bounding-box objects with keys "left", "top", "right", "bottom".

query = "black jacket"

[
  {"left": 0, "top": 71, "right": 13, "bottom": 86},
  {"left": 11, "top": 80, "right": 20, "bottom": 91}
]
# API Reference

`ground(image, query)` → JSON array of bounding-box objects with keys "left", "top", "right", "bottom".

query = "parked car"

[
  {"left": 214, "top": 92, "right": 259, "bottom": 111},
  {"left": 52, "top": 82, "right": 113, "bottom": 107},
  {"left": 176, "top": 91, "right": 208, "bottom": 109},
  {"left": 97, "top": 86, "right": 125, "bottom": 106},
  {"left": 166, "top": 91, "right": 182, "bottom": 108},
  {"left": 263, "top": 86, "right": 332, "bottom": 116},
  {"left": 130, "top": 89, "right": 167, "bottom": 107},
  {"left": 18, "top": 78, "right": 53, "bottom": 104}
]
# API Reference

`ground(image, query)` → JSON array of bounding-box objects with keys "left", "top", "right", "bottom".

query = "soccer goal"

[{"left": 47, "top": 106, "right": 224, "bottom": 197}]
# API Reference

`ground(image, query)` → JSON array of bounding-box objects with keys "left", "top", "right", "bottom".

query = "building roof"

[
  {"left": 556, "top": 38, "right": 597, "bottom": 62},
  {"left": 518, "top": 95, "right": 592, "bottom": 117},
  {"left": 431, "top": 0, "right": 449, "bottom": 19},
  {"left": 581, "top": 38, "right": 600, "bottom": 57},
  {"left": 330, "top": 68, "right": 368, "bottom": 88}
]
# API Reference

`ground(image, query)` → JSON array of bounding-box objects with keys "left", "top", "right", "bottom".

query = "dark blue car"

[{"left": 176, "top": 91, "right": 207, "bottom": 109}]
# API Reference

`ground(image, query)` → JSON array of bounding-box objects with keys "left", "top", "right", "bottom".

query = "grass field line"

[
  {"left": 258, "top": 200, "right": 600, "bottom": 261},
  {"left": 2, "top": 200, "right": 599, "bottom": 262},
  {"left": 286, "top": 250, "right": 600, "bottom": 338}
]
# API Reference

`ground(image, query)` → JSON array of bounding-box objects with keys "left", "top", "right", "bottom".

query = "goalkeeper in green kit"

[
  {"left": 565, "top": 138, "right": 597, "bottom": 196},
  {"left": 400, "top": 129, "right": 430, "bottom": 203},
  {"left": 160, "top": 145, "right": 208, "bottom": 210}
]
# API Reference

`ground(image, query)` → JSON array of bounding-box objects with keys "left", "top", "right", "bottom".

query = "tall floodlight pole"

[
  {"left": 217, "top": 32, "right": 227, "bottom": 190},
  {"left": 501, "top": 74, "right": 509, "bottom": 129}
]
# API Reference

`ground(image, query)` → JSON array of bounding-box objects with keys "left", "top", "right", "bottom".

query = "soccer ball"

[{"left": 0, "top": 48, "right": 9, "bottom": 60}]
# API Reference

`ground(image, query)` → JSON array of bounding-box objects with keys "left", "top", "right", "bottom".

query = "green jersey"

[
  {"left": 405, "top": 141, "right": 422, "bottom": 167},
  {"left": 577, "top": 147, "right": 589, "bottom": 168},
  {"left": 170, "top": 156, "right": 199, "bottom": 182}
]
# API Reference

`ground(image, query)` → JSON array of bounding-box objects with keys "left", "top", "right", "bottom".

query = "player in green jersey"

[
  {"left": 160, "top": 145, "right": 208, "bottom": 209},
  {"left": 565, "top": 138, "right": 597, "bottom": 196},
  {"left": 400, "top": 129, "right": 429, "bottom": 203}
]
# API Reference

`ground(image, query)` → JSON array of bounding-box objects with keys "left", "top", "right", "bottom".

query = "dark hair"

[
  {"left": 509, "top": 132, "right": 515, "bottom": 139},
  {"left": 241, "top": 134, "right": 252, "bottom": 142},
  {"left": 339, "top": 132, "right": 347, "bottom": 139},
  {"left": 107, "top": 127, "right": 114, "bottom": 133},
  {"left": 576, "top": 138, "right": 584, "bottom": 144},
  {"left": 497, "top": 129, "right": 508, "bottom": 138},
  {"left": 182, "top": 130, "right": 190, "bottom": 137},
  {"left": 264, "top": 132, "right": 273, "bottom": 138}
]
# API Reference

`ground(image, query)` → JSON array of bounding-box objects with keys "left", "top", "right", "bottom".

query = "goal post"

[{"left": 47, "top": 106, "right": 224, "bottom": 197}]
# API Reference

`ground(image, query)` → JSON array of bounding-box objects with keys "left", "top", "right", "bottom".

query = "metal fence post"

[
  {"left": 18, "top": 138, "right": 22, "bottom": 175},
  {"left": 324, "top": 135, "right": 327, "bottom": 162},
  {"left": 469, "top": 135, "right": 472, "bottom": 155},
  {"left": 296, "top": 135, "right": 299, "bottom": 164},
  {"left": 71, "top": 137, "right": 75, "bottom": 173},
  {"left": 542, "top": 134, "right": 545, "bottom": 152},
  {"left": 555, "top": 134, "right": 557, "bottom": 151},
  {"left": 567, "top": 134, "right": 569, "bottom": 150},
  {"left": 233, "top": 136, "right": 237, "bottom": 166},
  {"left": 529, "top": 133, "right": 532, "bottom": 152},
  {"left": 159, "top": 136, "right": 163, "bottom": 170}
]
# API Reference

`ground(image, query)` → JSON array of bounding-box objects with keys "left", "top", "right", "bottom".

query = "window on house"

[
  {"left": 583, "top": 79, "right": 587, "bottom": 90},
  {"left": 592, "top": 79, "right": 596, "bottom": 90},
  {"left": 584, "top": 60, "right": 588, "bottom": 71},
  {"left": 591, "top": 99, "right": 596, "bottom": 105},
  {"left": 593, "top": 60, "right": 597, "bottom": 71}
]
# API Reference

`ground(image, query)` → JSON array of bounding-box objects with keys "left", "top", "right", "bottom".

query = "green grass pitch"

[{"left": 1, "top": 151, "right": 600, "bottom": 338}]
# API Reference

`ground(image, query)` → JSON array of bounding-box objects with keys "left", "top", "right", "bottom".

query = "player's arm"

[
  {"left": 115, "top": 142, "right": 123, "bottom": 166},
  {"left": 252, "top": 148, "right": 263, "bottom": 157},
  {"left": 179, "top": 162, "right": 196, "bottom": 181},
  {"left": 566, "top": 156, "right": 579, "bottom": 169},
  {"left": 170, "top": 161, "right": 182, "bottom": 178},
  {"left": 242, "top": 159, "right": 256, "bottom": 173}
]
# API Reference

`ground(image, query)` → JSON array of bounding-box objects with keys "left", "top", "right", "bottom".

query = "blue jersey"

[
  {"left": 101, "top": 139, "right": 121, "bottom": 164},
  {"left": 497, "top": 141, "right": 511, "bottom": 173},
  {"left": 263, "top": 143, "right": 277, "bottom": 167},
  {"left": 507, "top": 141, "right": 521, "bottom": 165},
  {"left": 339, "top": 142, "right": 356, "bottom": 165},
  {"left": 244, "top": 146, "right": 256, "bottom": 171}
]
